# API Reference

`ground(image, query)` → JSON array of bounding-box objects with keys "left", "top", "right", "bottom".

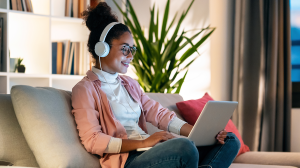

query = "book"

[
  {"left": 22, "top": 0, "right": 27, "bottom": 12},
  {"left": 25, "top": 0, "right": 32, "bottom": 12},
  {"left": 70, "top": 52, "right": 74, "bottom": 75},
  {"left": 62, "top": 40, "right": 71, "bottom": 74},
  {"left": 90, "top": 0, "right": 98, "bottom": 8},
  {"left": 11, "top": 0, "right": 17, "bottom": 10},
  {"left": 56, "top": 42, "right": 63, "bottom": 74},
  {"left": 17, "top": 0, "right": 23, "bottom": 11},
  {"left": 65, "top": 0, "right": 72, "bottom": 17},
  {"left": 29, "top": 0, "right": 33, "bottom": 12},
  {"left": 73, "top": 0, "right": 79, "bottom": 18},
  {"left": 67, "top": 42, "right": 75, "bottom": 74},
  {"left": 75, "top": 42, "right": 81, "bottom": 75},
  {"left": 52, "top": 42, "right": 57, "bottom": 74},
  {"left": 9, "top": 0, "right": 12, "bottom": 10},
  {"left": 79, "top": 0, "right": 85, "bottom": 18}
]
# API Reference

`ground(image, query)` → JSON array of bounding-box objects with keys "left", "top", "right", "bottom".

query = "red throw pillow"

[{"left": 176, "top": 92, "right": 250, "bottom": 156}]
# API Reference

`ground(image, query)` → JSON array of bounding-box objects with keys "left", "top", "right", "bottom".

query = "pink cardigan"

[{"left": 71, "top": 70, "right": 177, "bottom": 168}]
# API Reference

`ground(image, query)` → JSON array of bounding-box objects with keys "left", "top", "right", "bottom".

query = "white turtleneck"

[{"left": 92, "top": 66, "right": 186, "bottom": 153}]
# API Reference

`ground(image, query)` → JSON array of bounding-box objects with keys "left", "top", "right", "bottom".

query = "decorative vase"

[{"left": 9, "top": 58, "right": 18, "bottom": 72}]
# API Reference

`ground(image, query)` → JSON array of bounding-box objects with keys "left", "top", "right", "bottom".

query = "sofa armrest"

[{"left": 234, "top": 151, "right": 300, "bottom": 167}]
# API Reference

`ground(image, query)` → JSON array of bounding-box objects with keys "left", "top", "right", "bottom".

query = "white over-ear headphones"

[{"left": 94, "top": 22, "right": 120, "bottom": 58}]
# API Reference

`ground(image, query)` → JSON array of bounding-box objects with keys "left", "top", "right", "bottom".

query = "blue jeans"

[{"left": 124, "top": 132, "right": 241, "bottom": 168}]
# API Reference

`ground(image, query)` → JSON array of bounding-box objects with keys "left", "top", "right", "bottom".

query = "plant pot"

[{"left": 17, "top": 65, "right": 26, "bottom": 73}]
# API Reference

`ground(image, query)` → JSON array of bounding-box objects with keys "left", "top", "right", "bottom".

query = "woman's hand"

[
  {"left": 142, "top": 131, "right": 176, "bottom": 147},
  {"left": 216, "top": 129, "right": 227, "bottom": 144}
]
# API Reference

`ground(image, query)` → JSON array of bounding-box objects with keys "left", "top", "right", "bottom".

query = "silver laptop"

[{"left": 137, "top": 101, "right": 238, "bottom": 151}]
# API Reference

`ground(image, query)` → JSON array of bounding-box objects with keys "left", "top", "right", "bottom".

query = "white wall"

[
  {"left": 109, "top": 0, "right": 211, "bottom": 100},
  {"left": 209, "top": 0, "right": 234, "bottom": 101}
]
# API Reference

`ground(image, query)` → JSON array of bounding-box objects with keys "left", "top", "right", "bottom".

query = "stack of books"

[
  {"left": 65, "top": 0, "right": 90, "bottom": 18},
  {"left": 10, "top": 0, "right": 33, "bottom": 12},
  {"left": 52, "top": 41, "right": 90, "bottom": 75}
]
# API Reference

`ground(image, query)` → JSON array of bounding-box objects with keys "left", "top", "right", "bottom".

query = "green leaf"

[
  {"left": 148, "top": 4, "right": 155, "bottom": 43},
  {"left": 179, "top": 28, "right": 215, "bottom": 65},
  {"left": 150, "top": 72, "right": 163, "bottom": 92},
  {"left": 158, "top": 0, "right": 170, "bottom": 53},
  {"left": 174, "top": 70, "right": 188, "bottom": 94}
]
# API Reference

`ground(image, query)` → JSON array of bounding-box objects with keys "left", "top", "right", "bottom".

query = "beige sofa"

[{"left": 0, "top": 85, "right": 299, "bottom": 168}]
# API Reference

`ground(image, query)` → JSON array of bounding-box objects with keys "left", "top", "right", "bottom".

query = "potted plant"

[
  {"left": 16, "top": 58, "right": 26, "bottom": 73},
  {"left": 113, "top": 0, "right": 215, "bottom": 93}
]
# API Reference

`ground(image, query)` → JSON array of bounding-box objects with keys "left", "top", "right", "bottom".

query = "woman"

[{"left": 72, "top": 2, "right": 240, "bottom": 168}]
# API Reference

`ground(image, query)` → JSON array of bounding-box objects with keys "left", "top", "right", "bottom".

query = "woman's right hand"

[{"left": 142, "top": 131, "right": 176, "bottom": 147}]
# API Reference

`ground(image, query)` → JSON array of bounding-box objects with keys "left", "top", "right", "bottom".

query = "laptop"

[{"left": 137, "top": 101, "right": 238, "bottom": 151}]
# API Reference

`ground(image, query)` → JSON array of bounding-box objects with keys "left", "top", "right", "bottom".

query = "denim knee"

[
  {"left": 226, "top": 132, "right": 241, "bottom": 154},
  {"left": 171, "top": 138, "right": 199, "bottom": 163}
]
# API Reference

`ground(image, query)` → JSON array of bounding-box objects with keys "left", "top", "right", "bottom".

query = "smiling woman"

[{"left": 71, "top": 2, "right": 240, "bottom": 168}]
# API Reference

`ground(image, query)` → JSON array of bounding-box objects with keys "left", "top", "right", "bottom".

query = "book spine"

[
  {"left": 17, "top": 0, "right": 22, "bottom": 11},
  {"left": 67, "top": 42, "right": 74, "bottom": 74},
  {"left": 29, "top": 0, "right": 33, "bottom": 12},
  {"left": 70, "top": 53, "right": 74, "bottom": 75},
  {"left": 21, "top": 0, "right": 26, "bottom": 12},
  {"left": 56, "top": 42, "right": 63, "bottom": 74},
  {"left": 9, "top": 0, "right": 12, "bottom": 10},
  {"left": 62, "top": 40, "right": 70, "bottom": 74},
  {"left": 73, "top": 0, "right": 78, "bottom": 18},
  {"left": 11, "top": 0, "right": 17, "bottom": 10},
  {"left": 25, "top": 0, "right": 31, "bottom": 12},
  {"left": 52, "top": 42, "right": 57, "bottom": 74}
]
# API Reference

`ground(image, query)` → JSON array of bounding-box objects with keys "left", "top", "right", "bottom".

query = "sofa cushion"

[
  {"left": 0, "top": 94, "right": 38, "bottom": 167},
  {"left": 175, "top": 92, "right": 250, "bottom": 156},
  {"left": 230, "top": 163, "right": 297, "bottom": 168},
  {"left": 234, "top": 151, "right": 300, "bottom": 168},
  {"left": 11, "top": 86, "right": 100, "bottom": 168}
]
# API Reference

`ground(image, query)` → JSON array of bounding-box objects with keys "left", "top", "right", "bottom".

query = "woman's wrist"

[
  {"left": 120, "top": 139, "right": 145, "bottom": 153},
  {"left": 180, "top": 123, "right": 193, "bottom": 137}
]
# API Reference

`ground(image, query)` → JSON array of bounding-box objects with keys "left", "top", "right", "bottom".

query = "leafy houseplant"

[
  {"left": 16, "top": 58, "right": 26, "bottom": 73},
  {"left": 113, "top": 0, "right": 215, "bottom": 93}
]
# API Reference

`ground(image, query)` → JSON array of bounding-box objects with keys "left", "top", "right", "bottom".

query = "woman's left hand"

[{"left": 216, "top": 129, "right": 227, "bottom": 145}]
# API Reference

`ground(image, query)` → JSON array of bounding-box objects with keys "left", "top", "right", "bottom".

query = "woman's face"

[{"left": 98, "top": 31, "right": 135, "bottom": 74}]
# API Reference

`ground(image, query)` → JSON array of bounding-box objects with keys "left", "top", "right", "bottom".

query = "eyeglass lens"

[{"left": 122, "top": 46, "right": 137, "bottom": 56}]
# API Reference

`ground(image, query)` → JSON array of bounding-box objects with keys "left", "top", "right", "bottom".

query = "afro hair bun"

[{"left": 82, "top": 2, "right": 119, "bottom": 32}]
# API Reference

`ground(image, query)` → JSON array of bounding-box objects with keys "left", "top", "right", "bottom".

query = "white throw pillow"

[{"left": 11, "top": 86, "right": 100, "bottom": 168}]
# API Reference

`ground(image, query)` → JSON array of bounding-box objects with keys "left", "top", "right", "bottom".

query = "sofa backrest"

[
  {"left": 0, "top": 94, "right": 39, "bottom": 167},
  {"left": 145, "top": 93, "right": 185, "bottom": 135}
]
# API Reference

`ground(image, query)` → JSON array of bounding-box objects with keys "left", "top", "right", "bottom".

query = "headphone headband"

[{"left": 99, "top": 22, "right": 120, "bottom": 42}]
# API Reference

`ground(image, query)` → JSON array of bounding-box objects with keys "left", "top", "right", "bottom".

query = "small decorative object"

[
  {"left": 16, "top": 58, "right": 26, "bottom": 73},
  {"left": 9, "top": 58, "right": 18, "bottom": 72}
]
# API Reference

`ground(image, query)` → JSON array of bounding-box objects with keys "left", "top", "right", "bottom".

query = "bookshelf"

[{"left": 0, "top": 0, "right": 96, "bottom": 94}]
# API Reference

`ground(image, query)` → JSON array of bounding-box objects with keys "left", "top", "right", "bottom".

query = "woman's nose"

[{"left": 127, "top": 52, "right": 133, "bottom": 60}]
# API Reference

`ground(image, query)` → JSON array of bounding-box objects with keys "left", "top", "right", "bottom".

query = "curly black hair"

[{"left": 82, "top": 2, "right": 131, "bottom": 59}]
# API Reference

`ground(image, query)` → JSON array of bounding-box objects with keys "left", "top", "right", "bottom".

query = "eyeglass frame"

[{"left": 109, "top": 44, "right": 137, "bottom": 56}]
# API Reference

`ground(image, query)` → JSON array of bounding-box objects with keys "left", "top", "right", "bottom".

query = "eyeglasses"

[{"left": 110, "top": 44, "right": 137, "bottom": 56}]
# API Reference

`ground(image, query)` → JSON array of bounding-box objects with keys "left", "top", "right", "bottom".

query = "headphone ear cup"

[{"left": 95, "top": 41, "right": 110, "bottom": 57}]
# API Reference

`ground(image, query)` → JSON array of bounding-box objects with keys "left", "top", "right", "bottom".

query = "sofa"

[{"left": 0, "top": 85, "right": 300, "bottom": 168}]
